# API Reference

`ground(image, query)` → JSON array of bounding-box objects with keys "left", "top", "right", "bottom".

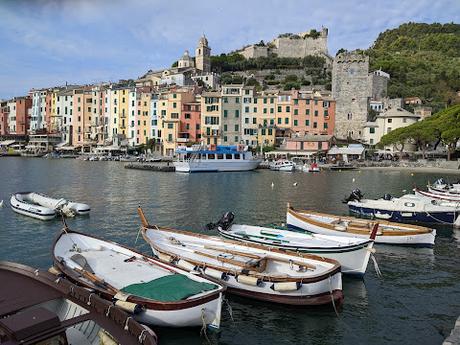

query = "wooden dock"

[{"left": 124, "top": 162, "right": 175, "bottom": 172}]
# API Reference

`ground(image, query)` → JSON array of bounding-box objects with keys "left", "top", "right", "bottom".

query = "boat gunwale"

[
  {"left": 52, "top": 230, "right": 225, "bottom": 311},
  {"left": 141, "top": 225, "right": 342, "bottom": 283},
  {"left": 287, "top": 206, "right": 434, "bottom": 236}
]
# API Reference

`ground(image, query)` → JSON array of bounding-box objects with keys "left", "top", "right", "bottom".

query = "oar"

[{"left": 73, "top": 267, "right": 119, "bottom": 295}]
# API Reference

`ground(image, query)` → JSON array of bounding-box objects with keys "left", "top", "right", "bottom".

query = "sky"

[{"left": 0, "top": 0, "right": 459, "bottom": 99}]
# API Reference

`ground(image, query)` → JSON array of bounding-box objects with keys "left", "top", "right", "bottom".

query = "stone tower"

[
  {"left": 195, "top": 35, "right": 211, "bottom": 73},
  {"left": 332, "top": 51, "right": 370, "bottom": 140}
]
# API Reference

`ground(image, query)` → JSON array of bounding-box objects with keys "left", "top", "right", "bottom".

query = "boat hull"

[
  {"left": 174, "top": 159, "right": 261, "bottom": 172},
  {"left": 287, "top": 209, "right": 436, "bottom": 247},
  {"left": 348, "top": 203, "right": 457, "bottom": 225}
]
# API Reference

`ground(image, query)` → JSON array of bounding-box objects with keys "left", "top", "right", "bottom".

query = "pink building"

[
  {"left": 15, "top": 97, "right": 32, "bottom": 135},
  {"left": 281, "top": 134, "right": 335, "bottom": 153},
  {"left": 0, "top": 101, "right": 8, "bottom": 135},
  {"left": 179, "top": 102, "right": 201, "bottom": 144}
]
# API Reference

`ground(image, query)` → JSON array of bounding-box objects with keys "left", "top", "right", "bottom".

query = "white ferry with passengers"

[{"left": 173, "top": 145, "right": 262, "bottom": 172}]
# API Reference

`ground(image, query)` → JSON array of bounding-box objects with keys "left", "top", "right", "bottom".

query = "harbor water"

[{"left": 1, "top": 157, "right": 459, "bottom": 345}]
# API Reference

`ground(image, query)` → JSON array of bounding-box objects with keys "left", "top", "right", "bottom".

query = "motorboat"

[
  {"left": 343, "top": 189, "right": 460, "bottom": 225},
  {"left": 174, "top": 144, "right": 261, "bottom": 172},
  {"left": 53, "top": 228, "right": 224, "bottom": 329},
  {"left": 287, "top": 204, "right": 436, "bottom": 247},
  {"left": 0, "top": 261, "right": 158, "bottom": 345},
  {"left": 138, "top": 207, "right": 343, "bottom": 306},
  {"left": 10, "top": 192, "right": 90, "bottom": 220},
  {"left": 303, "top": 162, "right": 320, "bottom": 173},
  {"left": 269, "top": 160, "right": 295, "bottom": 172},
  {"left": 207, "top": 212, "right": 377, "bottom": 276},
  {"left": 329, "top": 162, "right": 357, "bottom": 171},
  {"left": 428, "top": 178, "right": 460, "bottom": 194}
]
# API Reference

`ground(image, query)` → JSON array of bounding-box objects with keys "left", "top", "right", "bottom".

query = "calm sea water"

[{"left": 1, "top": 157, "right": 460, "bottom": 345}]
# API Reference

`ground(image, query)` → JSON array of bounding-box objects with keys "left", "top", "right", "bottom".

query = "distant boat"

[
  {"left": 0, "top": 261, "right": 158, "bottom": 345},
  {"left": 138, "top": 207, "right": 343, "bottom": 306},
  {"left": 329, "top": 162, "right": 357, "bottom": 171},
  {"left": 269, "top": 160, "right": 295, "bottom": 172},
  {"left": 303, "top": 162, "right": 320, "bottom": 172},
  {"left": 53, "top": 229, "right": 224, "bottom": 329},
  {"left": 174, "top": 145, "right": 261, "bottom": 172},
  {"left": 287, "top": 204, "right": 436, "bottom": 247},
  {"left": 207, "top": 211, "right": 377, "bottom": 276}
]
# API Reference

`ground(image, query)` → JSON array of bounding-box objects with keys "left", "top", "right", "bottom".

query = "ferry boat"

[{"left": 174, "top": 145, "right": 261, "bottom": 173}]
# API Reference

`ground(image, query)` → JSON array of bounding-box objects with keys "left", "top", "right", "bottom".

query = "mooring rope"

[
  {"left": 328, "top": 276, "right": 339, "bottom": 317},
  {"left": 200, "top": 309, "right": 212, "bottom": 345},
  {"left": 371, "top": 253, "right": 383, "bottom": 278}
]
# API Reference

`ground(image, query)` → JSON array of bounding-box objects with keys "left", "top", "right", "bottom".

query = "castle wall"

[
  {"left": 272, "top": 36, "right": 328, "bottom": 58},
  {"left": 240, "top": 46, "right": 268, "bottom": 59},
  {"left": 332, "top": 53, "right": 370, "bottom": 140}
]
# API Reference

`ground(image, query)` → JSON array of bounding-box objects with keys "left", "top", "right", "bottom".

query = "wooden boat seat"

[{"left": 348, "top": 221, "right": 371, "bottom": 229}]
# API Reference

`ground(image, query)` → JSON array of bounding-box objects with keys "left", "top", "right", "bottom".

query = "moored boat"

[
  {"left": 0, "top": 261, "right": 158, "bottom": 345},
  {"left": 53, "top": 228, "right": 224, "bottom": 329},
  {"left": 343, "top": 189, "right": 460, "bottom": 225},
  {"left": 10, "top": 193, "right": 56, "bottom": 220},
  {"left": 10, "top": 192, "right": 90, "bottom": 220},
  {"left": 303, "top": 162, "right": 320, "bottom": 172},
  {"left": 414, "top": 187, "right": 460, "bottom": 202},
  {"left": 287, "top": 204, "right": 436, "bottom": 247},
  {"left": 138, "top": 207, "right": 343, "bottom": 306},
  {"left": 269, "top": 160, "right": 295, "bottom": 172},
  {"left": 174, "top": 144, "right": 261, "bottom": 172},
  {"left": 207, "top": 212, "right": 377, "bottom": 276}
]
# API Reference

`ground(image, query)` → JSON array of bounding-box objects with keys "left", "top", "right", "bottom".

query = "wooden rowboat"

[
  {"left": 0, "top": 261, "right": 158, "bottom": 345},
  {"left": 138, "top": 207, "right": 343, "bottom": 306},
  {"left": 287, "top": 204, "right": 436, "bottom": 247},
  {"left": 53, "top": 227, "right": 225, "bottom": 329}
]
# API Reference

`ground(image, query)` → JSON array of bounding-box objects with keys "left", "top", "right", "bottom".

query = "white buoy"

[
  {"left": 271, "top": 182, "right": 274, "bottom": 189},
  {"left": 352, "top": 178, "right": 355, "bottom": 183},
  {"left": 402, "top": 189, "right": 407, "bottom": 193},
  {"left": 293, "top": 182, "right": 298, "bottom": 186}
]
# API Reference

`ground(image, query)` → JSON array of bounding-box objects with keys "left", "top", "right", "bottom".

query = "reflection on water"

[{"left": 0, "top": 158, "right": 459, "bottom": 345}]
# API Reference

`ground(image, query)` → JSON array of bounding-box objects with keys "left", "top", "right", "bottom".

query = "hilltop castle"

[{"left": 237, "top": 27, "right": 331, "bottom": 62}]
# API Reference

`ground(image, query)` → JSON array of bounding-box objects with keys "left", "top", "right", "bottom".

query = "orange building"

[
  {"left": 72, "top": 88, "right": 93, "bottom": 148},
  {"left": 15, "top": 96, "right": 32, "bottom": 135},
  {"left": 179, "top": 101, "right": 201, "bottom": 144},
  {"left": 291, "top": 90, "right": 335, "bottom": 136}
]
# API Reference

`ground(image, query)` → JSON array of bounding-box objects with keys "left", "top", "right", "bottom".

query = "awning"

[
  {"left": 0, "top": 140, "right": 16, "bottom": 147},
  {"left": 265, "top": 150, "right": 316, "bottom": 156},
  {"left": 328, "top": 145, "right": 365, "bottom": 156}
]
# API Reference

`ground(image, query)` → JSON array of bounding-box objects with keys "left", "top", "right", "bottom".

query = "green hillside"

[{"left": 367, "top": 22, "right": 460, "bottom": 112}]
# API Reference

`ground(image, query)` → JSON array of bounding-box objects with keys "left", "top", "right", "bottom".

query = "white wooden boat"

[
  {"left": 415, "top": 187, "right": 460, "bottom": 202},
  {"left": 10, "top": 193, "right": 56, "bottom": 220},
  {"left": 0, "top": 261, "right": 158, "bottom": 345},
  {"left": 302, "top": 163, "right": 320, "bottom": 173},
  {"left": 138, "top": 207, "right": 343, "bottom": 306},
  {"left": 10, "top": 192, "right": 90, "bottom": 220},
  {"left": 207, "top": 212, "right": 376, "bottom": 276},
  {"left": 269, "top": 160, "right": 295, "bottom": 172},
  {"left": 53, "top": 229, "right": 224, "bottom": 329},
  {"left": 287, "top": 205, "right": 436, "bottom": 247}
]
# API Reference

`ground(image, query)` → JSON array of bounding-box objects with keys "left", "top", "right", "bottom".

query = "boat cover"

[{"left": 121, "top": 274, "right": 218, "bottom": 302}]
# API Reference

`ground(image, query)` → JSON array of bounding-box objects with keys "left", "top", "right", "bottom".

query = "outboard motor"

[
  {"left": 206, "top": 212, "right": 235, "bottom": 231},
  {"left": 342, "top": 189, "right": 363, "bottom": 203},
  {"left": 383, "top": 193, "right": 393, "bottom": 201}
]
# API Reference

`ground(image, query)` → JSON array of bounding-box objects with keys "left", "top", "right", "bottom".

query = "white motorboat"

[
  {"left": 138, "top": 207, "right": 343, "bottom": 306},
  {"left": 287, "top": 205, "right": 436, "bottom": 247},
  {"left": 269, "top": 160, "right": 295, "bottom": 172},
  {"left": 10, "top": 192, "right": 90, "bottom": 220},
  {"left": 207, "top": 212, "right": 376, "bottom": 276},
  {"left": 174, "top": 145, "right": 261, "bottom": 173},
  {"left": 414, "top": 187, "right": 460, "bottom": 202},
  {"left": 53, "top": 229, "right": 224, "bottom": 329},
  {"left": 10, "top": 193, "right": 56, "bottom": 220},
  {"left": 343, "top": 189, "right": 460, "bottom": 225}
]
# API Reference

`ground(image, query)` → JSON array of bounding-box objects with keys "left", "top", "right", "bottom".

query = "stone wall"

[
  {"left": 332, "top": 52, "right": 370, "bottom": 140},
  {"left": 369, "top": 74, "right": 388, "bottom": 101},
  {"left": 240, "top": 45, "right": 269, "bottom": 59},
  {"left": 272, "top": 36, "right": 328, "bottom": 58}
]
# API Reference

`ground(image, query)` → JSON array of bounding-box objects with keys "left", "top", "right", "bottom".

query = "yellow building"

[
  {"left": 255, "top": 91, "right": 277, "bottom": 147},
  {"left": 136, "top": 90, "right": 152, "bottom": 145},
  {"left": 275, "top": 91, "right": 292, "bottom": 129}
]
